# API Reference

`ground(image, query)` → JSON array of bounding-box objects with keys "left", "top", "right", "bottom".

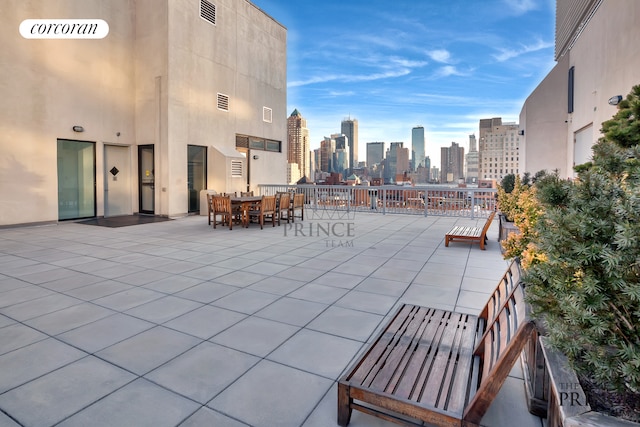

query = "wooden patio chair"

[
  {"left": 277, "top": 192, "right": 291, "bottom": 225},
  {"left": 240, "top": 191, "right": 254, "bottom": 197},
  {"left": 248, "top": 195, "right": 276, "bottom": 229},
  {"left": 445, "top": 211, "right": 496, "bottom": 250},
  {"left": 290, "top": 193, "right": 304, "bottom": 222},
  {"left": 211, "top": 195, "right": 233, "bottom": 230}
]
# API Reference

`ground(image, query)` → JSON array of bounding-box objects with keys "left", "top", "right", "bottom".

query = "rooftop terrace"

[{"left": 0, "top": 213, "right": 542, "bottom": 427}]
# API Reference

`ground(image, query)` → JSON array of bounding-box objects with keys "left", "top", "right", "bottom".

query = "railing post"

[{"left": 470, "top": 190, "right": 475, "bottom": 219}]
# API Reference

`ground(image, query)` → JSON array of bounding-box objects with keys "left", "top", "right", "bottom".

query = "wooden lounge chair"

[
  {"left": 445, "top": 211, "right": 496, "bottom": 250},
  {"left": 211, "top": 195, "right": 233, "bottom": 230},
  {"left": 338, "top": 259, "right": 534, "bottom": 427}
]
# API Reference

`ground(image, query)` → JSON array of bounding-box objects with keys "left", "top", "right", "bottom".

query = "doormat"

[{"left": 77, "top": 215, "right": 172, "bottom": 228}]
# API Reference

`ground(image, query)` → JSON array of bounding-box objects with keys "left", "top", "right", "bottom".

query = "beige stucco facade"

[
  {"left": 520, "top": 0, "right": 640, "bottom": 178},
  {"left": 0, "top": 0, "right": 287, "bottom": 226}
]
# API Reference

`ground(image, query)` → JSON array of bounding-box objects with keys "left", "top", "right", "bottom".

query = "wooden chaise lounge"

[
  {"left": 338, "top": 259, "right": 534, "bottom": 427},
  {"left": 445, "top": 211, "right": 496, "bottom": 250}
]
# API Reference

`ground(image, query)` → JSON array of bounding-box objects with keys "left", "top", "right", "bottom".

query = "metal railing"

[{"left": 257, "top": 184, "right": 497, "bottom": 219}]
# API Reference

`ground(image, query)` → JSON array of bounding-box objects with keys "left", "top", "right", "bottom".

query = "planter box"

[
  {"left": 540, "top": 337, "right": 640, "bottom": 427},
  {"left": 498, "top": 213, "right": 519, "bottom": 243},
  {"left": 520, "top": 327, "right": 548, "bottom": 417}
]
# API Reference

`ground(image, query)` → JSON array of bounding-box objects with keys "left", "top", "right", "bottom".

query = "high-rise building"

[
  {"left": 366, "top": 142, "right": 385, "bottom": 168},
  {"left": 465, "top": 134, "right": 479, "bottom": 184},
  {"left": 440, "top": 142, "right": 465, "bottom": 183},
  {"left": 320, "top": 137, "right": 336, "bottom": 173},
  {"left": 287, "top": 109, "right": 310, "bottom": 184},
  {"left": 478, "top": 118, "right": 520, "bottom": 181},
  {"left": 341, "top": 118, "right": 358, "bottom": 174},
  {"left": 412, "top": 126, "right": 425, "bottom": 170}
]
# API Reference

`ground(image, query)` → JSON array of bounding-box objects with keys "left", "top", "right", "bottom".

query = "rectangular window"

[
  {"left": 263, "top": 107, "right": 272, "bottom": 123},
  {"left": 217, "top": 93, "right": 229, "bottom": 111},
  {"left": 200, "top": 0, "right": 216, "bottom": 25},
  {"left": 266, "top": 140, "right": 281, "bottom": 152},
  {"left": 568, "top": 66, "right": 575, "bottom": 113}
]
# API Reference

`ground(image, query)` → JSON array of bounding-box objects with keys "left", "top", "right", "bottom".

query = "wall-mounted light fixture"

[
  {"left": 72, "top": 125, "right": 84, "bottom": 132},
  {"left": 252, "top": 155, "right": 259, "bottom": 160},
  {"left": 518, "top": 129, "right": 525, "bottom": 136},
  {"left": 608, "top": 95, "right": 623, "bottom": 106}
]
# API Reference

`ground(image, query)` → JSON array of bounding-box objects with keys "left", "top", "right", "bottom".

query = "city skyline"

[{"left": 250, "top": 0, "right": 556, "bottom": 165}]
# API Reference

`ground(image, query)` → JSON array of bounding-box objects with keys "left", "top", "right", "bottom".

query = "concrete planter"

[{"left": 539, "top": 337, "right": 640, "bottom": 427}]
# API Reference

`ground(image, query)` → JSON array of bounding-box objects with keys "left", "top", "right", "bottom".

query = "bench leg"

[
  {"left": 445, "top": 236, "right": 450, "bottom": 247},
  {"left": 337, "top": 382, "right": 352, "bottom": 426}
]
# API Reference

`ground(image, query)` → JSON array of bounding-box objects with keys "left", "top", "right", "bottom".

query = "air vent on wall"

[
  {"left": 200, "top": 0, "right": 216, "bottom": 26},
  {"left": 217, "top": 93, "right": 229, "bottom": 111},
  {"left": 263, "top": 107, "right": 272, "bottom": 123},
  {"left": 230, "top": 160, "right": 243, "bottom": 177}
]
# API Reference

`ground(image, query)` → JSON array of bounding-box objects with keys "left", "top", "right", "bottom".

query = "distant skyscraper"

[
  {"left": 385, "top": 142, "right": 406, "bottom": 183},
  {"left": 466, "top": 134, "right": 479, "bottom": 184},
  {"left": 341, "top": 118, "right": 358, "bottom": 174},
  {"left": 440, "top": 142, "right": 465, "bottom": 183},
  {"left": 287, "top": 109, "right": 309, "bottom": 183},
  {"left": 366, "top": 142, "right": 385, "bottom": 167},
  {"left": 478, "top": 117, "right": 520, "bottom": 181},
  {"left": 412, "top": 126, "right": 425, "bottom": 170},
  {"left": 320, "top": 137, "right": 335, "bottom": 173}
]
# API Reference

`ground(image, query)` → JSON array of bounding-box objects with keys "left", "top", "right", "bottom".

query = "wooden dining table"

[{"left": 230, "top": 195, "right": 262, "bottom": 227}]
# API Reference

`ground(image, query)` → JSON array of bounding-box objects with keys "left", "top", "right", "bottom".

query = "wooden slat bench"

[
  {"left": 445, "top": 211, "right": 496, "bottom": 250},
  {"left": 338, "top": 259, "right": 533, "bottom": 427}
]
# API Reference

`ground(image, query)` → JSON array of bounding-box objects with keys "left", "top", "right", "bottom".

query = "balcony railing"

[{"left": 258, "top": 184, "right": 497, "bottom": 219}]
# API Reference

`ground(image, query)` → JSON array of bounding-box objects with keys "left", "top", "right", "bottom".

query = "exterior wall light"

[
  {"left": 608, "top": 95, "right": 623, "bottom": 106},
  {"left": 253, "top": 155, "right": 259, "bottom": 160},
  {"left": 72, "top": 125, "right": 84, "bottom": 132}
]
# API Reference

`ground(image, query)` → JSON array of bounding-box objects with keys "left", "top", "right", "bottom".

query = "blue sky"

[{"left": 251, "top": 0, "right": 557, "bottom": 166}]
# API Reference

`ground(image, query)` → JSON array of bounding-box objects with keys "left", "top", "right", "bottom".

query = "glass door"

[
  {"left": 187, "top": 145, "right": 207, "bottom": 213},
  {"left": 138, "top": 145, "right": 155, "bottom": 214},
  {"left": 57, "top": 139, "right": 96, "bottom": 220}
]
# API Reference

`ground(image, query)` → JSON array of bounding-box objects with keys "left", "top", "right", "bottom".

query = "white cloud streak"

[
  {"left": 426, "top": 49, "right": 451, "bottom": 63},
  {"left": 502, "top": 0, "right": 538, "bottom": 15},
  {"left": 492, "top": 39, "right": 553, "bottom": 62}
]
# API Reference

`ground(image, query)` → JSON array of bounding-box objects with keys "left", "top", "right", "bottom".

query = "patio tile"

[
  {"left": 214, "top": 271, "right": 269, "bottom": 287},
  {"left": 248, "top": 276, "right": 306, "bottom": 296},
  {"left": 307, "top": 306, "right": 383, "bottom": 342},
  {"left": 174, "top": 282, "right": 240, "bottom": 303},
  {"left": 57, "top": 378, "right": 199, "bottom": 427},
  {"left": 268, "top": 329, "right": 362, "bottom": 379},
  {"left": 16, "top": 267, "right": 78, "bottom": 285},
  {"left": 57, "top": 313, "right": 154, "bottom": 353},
  {"left": 142, "top": 275, "right": 205, "bottom": 294},
  {"left": 285, "top": 283, "right": 349, "bottom": 304},
  {"left": 39, "top": 273, "right": 105, "bottom": 292},
  {"left": 311, "top": 271, "right": 365, "bottom": 290},
  {"left": 24, "top": 302, "right": 115, "bottom": 335},
  {"left": 0, "top": 277, "right": 30, "bottom": 293},
  {"left": 164, "top": 305, "right": 247, "bottom": 339},
  {"left": 92, "top": 287, "right": 165, "bottom": 311},
  {"left": 50, "top": 255, "right": 100, "bottom": 267},
  {"left": 0, "top": 314, "right": 15, "bottom": 328},
  {"left": 90, "top": 263, "right": 146, "bottom": 279},
  {"left": 413, "top": 270, "right": 464, "bottom": 288},
  {"left": 214, "top": 257, "right": 260, "bottom": 270},
  {"left": 115, "top": 269, "right": 173, "bottom": 286},
  {"left": 334, "top": 290, "right": 397, "bottom": 315},
  {"left": 354, "top": 277, "right": 410, "bottom": 297},
  {"left": 0, "top": 286, "right": 54, "bottom": 308},
  {"left": 275, "top": 266, "right": 326, "bottom": 282},
  {"left": 267, "top": 253, "right": 309, "bottom": 266},
  {"left": 243, "top": 260, "right": 292, "bottom": 276},
  {"left": 0, "top": 338, "right": 86, "bottom": 394},
  {"left": 401, "top": 283, "right": 460, "bottom": 308},
  {"left": 456, "top": 289, "right": 491, "bottom": 311},
  {"left": 1, "top": 293, "right": 82, "bottom": 322},
  {"left": 211, "top": 289, "right": 281, "bottom": 314},
  {"left": 0, "top": 410, "right": 20, "bottom": 427},
  {"left": 125, "top": 296, "right": 203, "bottom": 324},
  {"left": 180, "top": 407, "right": 248, "bottom": 427},
  {"left": 96, "top": 326, "right": 200, "bottom": 375},
  {"left": 154, "top": 260, "right": 202, "bottom": 274},
  {"left": 182, "top": 264, "right": 235, "bottom": 280},
  {"left": 146, "top": 341, "right": 259, "bottom": 404},
  {"left": 370, "top": 266, "right": 419, "bottom": 283},
  {"left": 461, "top": 275, "right": 499, "bottom": 293},
  {"left": 63, "top": 280, "right": 134, "bottom": 301},
  {"left": 480, "top": 376, "right": 544, "bottom": 427},
  {"left": 210, "top": 316, "right": 299, "bottom": 357},
  {"left": 0, "top": 356, "right": 135, "bottom": 427},
  {"left": 255, "top": 297, "right": 327, "bottom": 326},
  {"left": 0, "top": 324, "right": 47, "bottom": 356},
  {"left": 209, "top": 360, "right": 332, "bottom": 427}
]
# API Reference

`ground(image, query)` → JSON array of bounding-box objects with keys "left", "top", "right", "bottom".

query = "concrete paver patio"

[{"left": 0, "top": 212, "right": 543, "bottom": 427}]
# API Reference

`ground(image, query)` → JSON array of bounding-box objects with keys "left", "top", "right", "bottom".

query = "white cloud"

[
  {"left": 426, "top": 49, "right": 451, "bottom": 63},
  {"left": 502, "top": 0, "right": 538, "bottom": 15},
  {"left": 492, "top": 39, "right": 553, "bottom": 62},
  {"left": 288, "top": 69, "right": 411, "bottom": 88},
  {"left": 432, "top": 65, "right": 469, "bottom": 78}
]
